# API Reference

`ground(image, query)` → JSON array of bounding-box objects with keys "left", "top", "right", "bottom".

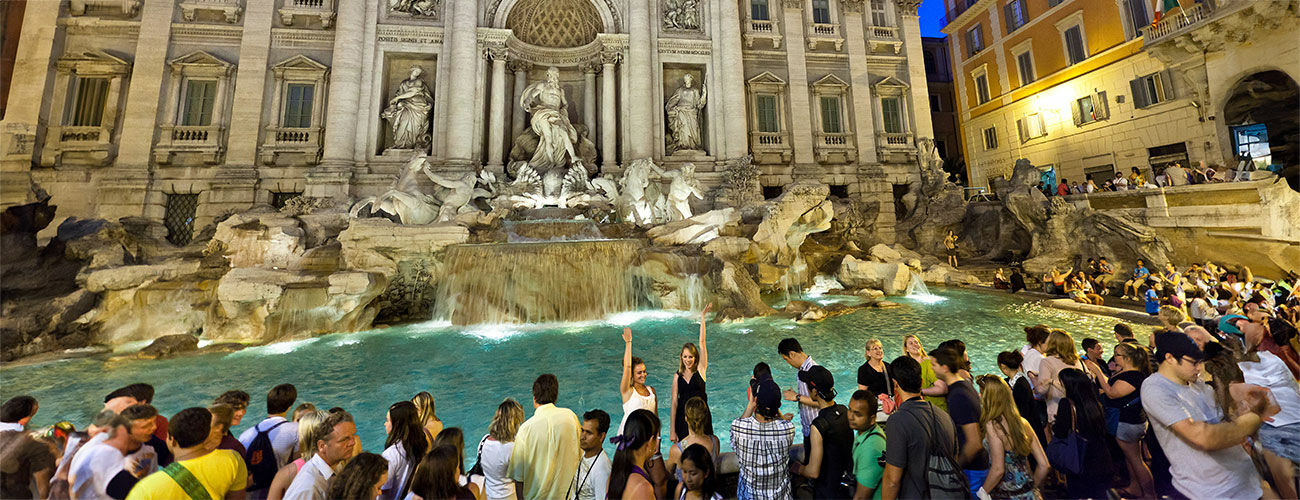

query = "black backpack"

[
  {"left": 912, "top": 403, "right": 970, "bottom": 500},
  {"left": 244, "top": 420, "right": 289, "bottom": 491}
]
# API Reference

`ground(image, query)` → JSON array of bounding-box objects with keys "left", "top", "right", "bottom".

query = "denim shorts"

[
  {"left": 1258, "top": 422, "right": 1300, "bottom": 463},
  {"left": 1116, "top": 421, "right": 1147, "bottom": 443}
]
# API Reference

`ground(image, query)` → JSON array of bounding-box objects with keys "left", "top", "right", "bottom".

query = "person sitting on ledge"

[{"left": 1122, "top": 259, "right": 1151, "bottom": 300}]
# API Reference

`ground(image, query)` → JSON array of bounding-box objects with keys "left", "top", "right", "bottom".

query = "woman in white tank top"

[{"left": 619, "top": 327, "right": 658, "bottom": 433}]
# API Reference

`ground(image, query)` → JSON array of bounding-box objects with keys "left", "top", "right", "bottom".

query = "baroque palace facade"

[{"left": 1, "top": 0, "right": 934, "bottom": 243}]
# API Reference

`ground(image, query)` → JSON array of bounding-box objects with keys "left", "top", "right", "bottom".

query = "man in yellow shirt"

[
  {"left": 507, "top": 374, "right": 582, "bottom": 500},
  {"left": 127, "top": 408, "right": 248, "bottom": 500}
]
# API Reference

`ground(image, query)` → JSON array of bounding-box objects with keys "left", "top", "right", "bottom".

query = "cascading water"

[
  {"left": 679, "top": 274, "right": 708, "bottom": 312},
  {"left": 433, "top": 234, "right": 653, "bottom": 325},
  {"left": 905, "top": 272, "right": 946, "bottom": 303}
]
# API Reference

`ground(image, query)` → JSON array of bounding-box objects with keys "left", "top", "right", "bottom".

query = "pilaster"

[
  {"left": 627, "top": 0, "right": 655, "bottom": 159},
  {"left": 899, "top": 0, "right": 933, "bottom": 140},
  {"left": 782, "top": 0, "right": 815, "bottom": 164},
  {"left": 842, "top": 0, "right": 879, "bottom": 164},
  {"left": 310, "top": 0, "right": 367, "bottom": 199},
  {"left": 225, "top": 0, "right": 274, "bottom": 167},
  {"left": 0, "top": 1, "right": 60, "bottom": 207},
  {"left": 442, "top": 0, "right": 480, "bottom": 167},
  {"left": 715, "top": 0, "right": 751, "bottom": 159},
  {"left": 485, "top": 47, "right": 509, "bottom": 171}
]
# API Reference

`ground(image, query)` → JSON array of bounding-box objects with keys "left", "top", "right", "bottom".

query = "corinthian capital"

[
  {"left": 483, "top": 46, "right": 509, "bottom": 62},
  {"left": 507, "top": 59, "right": 532, "bottom": 73},
  {"left": 600, "top": 50, "right": 623, "bottom": 66},
  {"left": 841, "top": 0, "right": 865, "bottom": 13},
  {"left": 896, "top": 0, "right": 921, "bottom": 16}
]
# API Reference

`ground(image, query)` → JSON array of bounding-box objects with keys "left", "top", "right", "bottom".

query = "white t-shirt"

[
  {"left": 69, "top": 440, "right": 125, "bottom": 500},
  {"left": 569, "top": 451, "right": 611, "bottom": 500},
  {"left": 1020, "top": 345, "right": 1044, "bottom": 375},
  {"left": 381, "top": 443, "right": 415, "bottom": 500},
  {"left": 238, "top": 417, "right": 299, "bottom": 467},
  {"left": 125, "top": 442, "right": 159, "bottom": 477},
  {"left": 478, "top": 437, "right": 516, "bottom": 500},
  {"left": 1239, "top": 351, "right": 1300, "bottom": 428},
  {"left": 1142, "top": 373, "right": 1262, "bottom": 500}
]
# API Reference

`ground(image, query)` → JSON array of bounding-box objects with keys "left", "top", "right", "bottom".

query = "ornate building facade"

[{"left": 2, "top": 0, "right": 933, "bottom": 243}]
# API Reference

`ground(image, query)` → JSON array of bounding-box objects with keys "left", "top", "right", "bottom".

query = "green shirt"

[{"left": 852, "top": 425, "right": 886, "bottom": 500}]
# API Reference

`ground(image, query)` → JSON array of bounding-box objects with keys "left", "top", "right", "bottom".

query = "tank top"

[
  {"left": 619, "top": 386, "right": 657, "bottom": 434},
  {"left": 674, "top": 371, "right": 707, "bottom": 439}
]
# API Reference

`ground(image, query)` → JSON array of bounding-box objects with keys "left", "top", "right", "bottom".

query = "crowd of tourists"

[
  {"left": 3, "top": 284, "right": 1299, "bottom": 500},
  {"left": 1038, "top": 162, "right": 1239, "bottom": 197}
]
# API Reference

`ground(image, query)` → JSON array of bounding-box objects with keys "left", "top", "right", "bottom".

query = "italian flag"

[{"left": 1153, "top": 0, "right": 1179, "bottom": 24}]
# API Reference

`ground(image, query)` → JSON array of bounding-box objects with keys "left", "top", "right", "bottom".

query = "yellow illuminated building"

[{"left": 941, "top": 0, "right": 1299, "bottom": 189}]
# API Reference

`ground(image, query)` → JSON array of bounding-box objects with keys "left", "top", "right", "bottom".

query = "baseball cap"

[
  {"left": 797, "top": 365, "right": 837, "bottom": 401},
  {"left": 1155, "top": 330, "right": 1204, "bottom": 363},
  {"left": 753, "top": 378, "right": 782, "bottom": 418},
  {"left": 1218, "top": 314, "right": 1248, "bottom": 336}
]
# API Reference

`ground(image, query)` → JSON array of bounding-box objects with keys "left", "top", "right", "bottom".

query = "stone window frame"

[
  {"left": 746, "top": 71, "right": 793, "bottom": 163},
  {"left": 868, "top": 0, "right": 894, "bottom": 27},
  {"left": 970, "top": 63, "right": 990, "bottom": 104},
  {"left": 1115, "top": 0, "right": 1149, "bottom": 41},
  {"left": 260, "top": 54, "right": 330, "bottom": 166},
  {"left": 1055, "top": 10, "right": 1088, "bottom": 66},
  {"left": 1010, "top": 39, "right": 1035, "bottom": 87},
  {"left": 41, "top": 50, "right": 131, "bottom": 167},
  {"left": 872, "top": 75, "right": 913, "bottom": 149},
  {"left": 982, "top": 125, "right": 998, "bottom": 150},
  {"left": 811, "top": 73, "right": 855, "bottom": 161},
  {"left": 155, "top": 50, "right": 235, "bottom": 166},
  {"left": 804, "top": 0, "right": 844, "bottom": 50}
]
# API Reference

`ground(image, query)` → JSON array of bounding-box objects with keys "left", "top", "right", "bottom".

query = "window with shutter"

[
  {"left": 1093, "top": 91, "right": 1109, "bottom": 119},
  {"left": 1016, "top": 51, "right": 1035, "bottom": 86},
  {"left": 966, "top": 25, "right": 984, "bottom": 55},
  {"left": 1017, "top": 118, "right": 1026, "bottom": 142},
  {"left": 1076, "top": 95, "right": 1095, "bottom": 124},
  {"left": 64, "top": 76, "right": 109, "bottom": 127},
  {"left": 756, "top": 95, "right": 780, "bottom": 132},
  {"left": 752, "top": 0, "right": 770, "bottom": 20},
  {"left": 975, "top": 74, "right": 990, "bottom": 104},
  {"left": 1125, "top": 0, "right": 1149, "bottom": 39},
  {"left": 1004, "top": 0, "right": 1027, "bottom": 33},
  {"left": 812, "top": 0, "right": 831, "bottom": 23},
  {"left": 181, "top": 80, "right": 217, "bottom": 126},
  {"left": 820, "top": 96, "right": 843, "bottom": 133},
  {"left": 983, "top": 126, "right": 998, "bottom": 150},
  {"left": 881, "top": 97, "right": 903, "bottom": 134},
  {"left": 1064, "top": 26, "right": 1087, "bottom": 64},
  {"left": 1160, "top": 69, "right": 1176, "bottom": 100},
  {"left": 1130, "top": 77, "right": 1150, "bottom": 108},
  {"left": 283, "top": 83, "right": 315, "bottom": 129}
]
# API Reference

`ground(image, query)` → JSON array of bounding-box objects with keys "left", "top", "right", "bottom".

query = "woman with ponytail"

[
  {"left": 381, "top": 401, "right": 430, "bottom": 500},
  {"left": 606, "top": 409, "right": 660, "bottom": 500}
]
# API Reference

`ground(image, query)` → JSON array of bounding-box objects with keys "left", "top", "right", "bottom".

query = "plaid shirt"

[{"left": 730, "top": 416, "right": 795, "bottom": 500}]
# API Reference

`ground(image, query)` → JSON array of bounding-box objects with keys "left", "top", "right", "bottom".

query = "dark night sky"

[{"left": 919, "top": 0, "right": 948, "bottom": 38}]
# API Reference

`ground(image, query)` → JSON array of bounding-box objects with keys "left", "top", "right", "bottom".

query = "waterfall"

[
  {"left": 680, "top": 274, "right": 707, "bottom": 312},
  {"left": 905, "top": 272, "right": 946, "bottom": 303},
  {"left": 433, "top": 239, "right": 652, "bottom": 325}
]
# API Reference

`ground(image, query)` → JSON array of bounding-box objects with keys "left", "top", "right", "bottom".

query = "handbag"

[{"left": 1045, "top": 408, "right": 1088, "bottom": 475}]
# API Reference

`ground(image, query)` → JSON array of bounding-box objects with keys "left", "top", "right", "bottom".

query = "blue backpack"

[{"left": 244, "top": 420, "right": 289, "bottom": 491}]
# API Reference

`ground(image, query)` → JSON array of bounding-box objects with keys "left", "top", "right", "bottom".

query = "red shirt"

[
  {"left": 152, "top": 414, "right": 169, "bottom": 441},
  {"left": 1056, "top": 183, "right": 1070, "bottom": 196}
]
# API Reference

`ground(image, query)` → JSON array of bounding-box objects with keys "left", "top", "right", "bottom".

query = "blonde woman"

[
  {"left": 904, "top": 335, "right": 947, "bottom": 411},
  {"left": 666, "top": 397, "right": 720, "bottom": 480},
  {"left": 477, "top": 399, "right": 525, "bottom": 500},
  {"left": 670, "top": 304, "right": 711, "bottom": 443},
  {"left": 857, "top": 339, "right": 892, "bottom": 401},
  {"left": 975, "top": 376, "right": 1049, "bottom": 500},
  {"left": 412, "top": 391, "right": 444, "bottom": 443},
  {"left": 267, "top": 410, "right": 330, "bottom": 500},
  {"left": 1034, "top": 330, "right": 1082, "bottom": 424}
]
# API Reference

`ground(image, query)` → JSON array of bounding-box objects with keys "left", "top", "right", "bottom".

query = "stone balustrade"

[
  {"left": 279, "top": 0, "right": 336, "bottom": 27},
  {"left": 155, "top": 125, "right": 226, "bottom": 165},
  {"left": 806, "top": 22, "right": 844, "bottom": 50},
  {"left": 178, "top": 0, "right": 243, "bottom": 22},
  {"left": 1061, "top": 178, "right": 1300, "bottom": 242},
  {"left": 259, "top": 126, "right": 324, "bottom": 165},
  {"left": 744, "top": 19, "right": 783, "bottom": 48}
]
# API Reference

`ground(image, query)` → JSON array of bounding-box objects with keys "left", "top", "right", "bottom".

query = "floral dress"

[{"left": 989, "top": 448, "right": 1040, "bottom": 500}]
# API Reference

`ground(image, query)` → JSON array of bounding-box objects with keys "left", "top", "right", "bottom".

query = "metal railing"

[
  {"left": 1140, "top": 3, "right": 1209, "bottom": 44},
  {"left": 750, "top": 19, "right": 775, "bottom": 33}
]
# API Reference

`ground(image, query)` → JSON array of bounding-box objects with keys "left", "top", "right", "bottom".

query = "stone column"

[
  {"left": 309, "top": 0, "right": 367, "bottom": 199},
  {"left": 509, "top": 60, "right": 531, "bottom": 144},
  {"left": 442, "top": 0, "right": 480, "bottom": 168},
  {"left": 0, "top": 1, "right": 60, "bottom": 206},
  {"left": 101, "top": 0, "right": 175, "bottom": 220},
  {"left": 582, "top": 63, "right": 598, "bottom": 137},
  {"left": 600, "top": 51, "right": 621, "bottom": 171},
  {"left": 841, "top": 0, "right": 879, "bottom": 164},
  {"left": 225, "top": 0, "right": 274, "bottom": 166},
  {"left": 782, "top": 0, "right": 815, "bottom": 165},
  {"left": 714, "top": 0, "right": 751, "bottom": 158},
  {"left": 898, "top": 0, "right": 933, "bottom": 140},
  {"left": 626, "top": 0, "right": 655, "bottom": 159},
  {"left": 485, "top": 47, "right": 509, "bottom": 172}
]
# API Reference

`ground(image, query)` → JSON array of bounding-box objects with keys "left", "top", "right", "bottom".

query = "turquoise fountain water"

[{"left": 0, "top": 287, "right": 1135, "bottom": 459}]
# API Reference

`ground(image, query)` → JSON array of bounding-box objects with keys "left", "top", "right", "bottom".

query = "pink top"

[{"left": 293, "top": 458, "right": 306, "bottom": 473}]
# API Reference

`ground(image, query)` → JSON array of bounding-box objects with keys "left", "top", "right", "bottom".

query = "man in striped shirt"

[{"left": 732, "top": 375, "right": 795, "bottom": 500}]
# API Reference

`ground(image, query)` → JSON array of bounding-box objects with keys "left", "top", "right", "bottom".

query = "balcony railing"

[
  {"left": 743, "top": 19, "right": 782, "bottom": 48},
  {"left": 879, "top": 132, "right": 914, "bottom": 148},
  {"left": 60, "top": 126, "right": 103, "bottom": 142},
  {"left": 179, "top": 0, "right": 242, "bottom": 22},
  {"left": 279, "top": 0, "right": 336, "bottom": 27},
  {"left": 155, "top": 124, "right": 225, "bottom": 165},
  {"left": 868, "top": 26, "right": 898, "bottom": 39},
  {"left": 806, "top": 23, "right": 844, "bottom": 50},
  {"left": 752, "top": 131, "right": 786, "bottom": 147},
  {"left": 818, "top": 132, "right": 851, "bottom": 147},
  {"left": 171, "top": 126, "right": 211, "bottom": 142},
  {"left": 260, "top": 126, "right": 323, "bottom": 165},
  {"left": 1140, "top": 3, "right": 1209, "bottom": 45},
  {"left": 815, "top": 132, "right": 856, "bottom": 162},
  {"left": 68, "top": 0, "right": 140, "bottom": 16},
  {"left": 811, "top": 23, "right": 838, "bottom": 36}
]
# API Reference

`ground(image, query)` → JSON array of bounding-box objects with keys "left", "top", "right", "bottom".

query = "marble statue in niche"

[
  {"left": 663, "top": 0, "right": 701, "bottom": 30},
  {"left": 520, "top": 66, "right": 581, "bottom": 172},
  {"left": 389, "top": 0, "right": 440, "bottom": 17},
  {"left": 665, "top": 74, "right": 707, "bottom": 154},
  {"left": 381, "top": 66, "right": 433, "bottom": 150}
]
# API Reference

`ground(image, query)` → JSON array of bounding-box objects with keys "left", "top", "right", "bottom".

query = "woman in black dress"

[
  {"left": 670, "top": 304, "right": 711, "bottom": 442},
  {"left": 856, "top": 338, "right": 891, "bottom": 400}
]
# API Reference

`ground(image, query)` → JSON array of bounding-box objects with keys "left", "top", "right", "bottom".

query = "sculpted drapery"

[
  {"left": 520, "top": 66, "right": 580, "bottom": 171},
  {"left": 381, "top": 66, "right": 433, "bottom": 150},
  {"left": 665, "top": 74, "right": 706, "bottom": 153}
]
